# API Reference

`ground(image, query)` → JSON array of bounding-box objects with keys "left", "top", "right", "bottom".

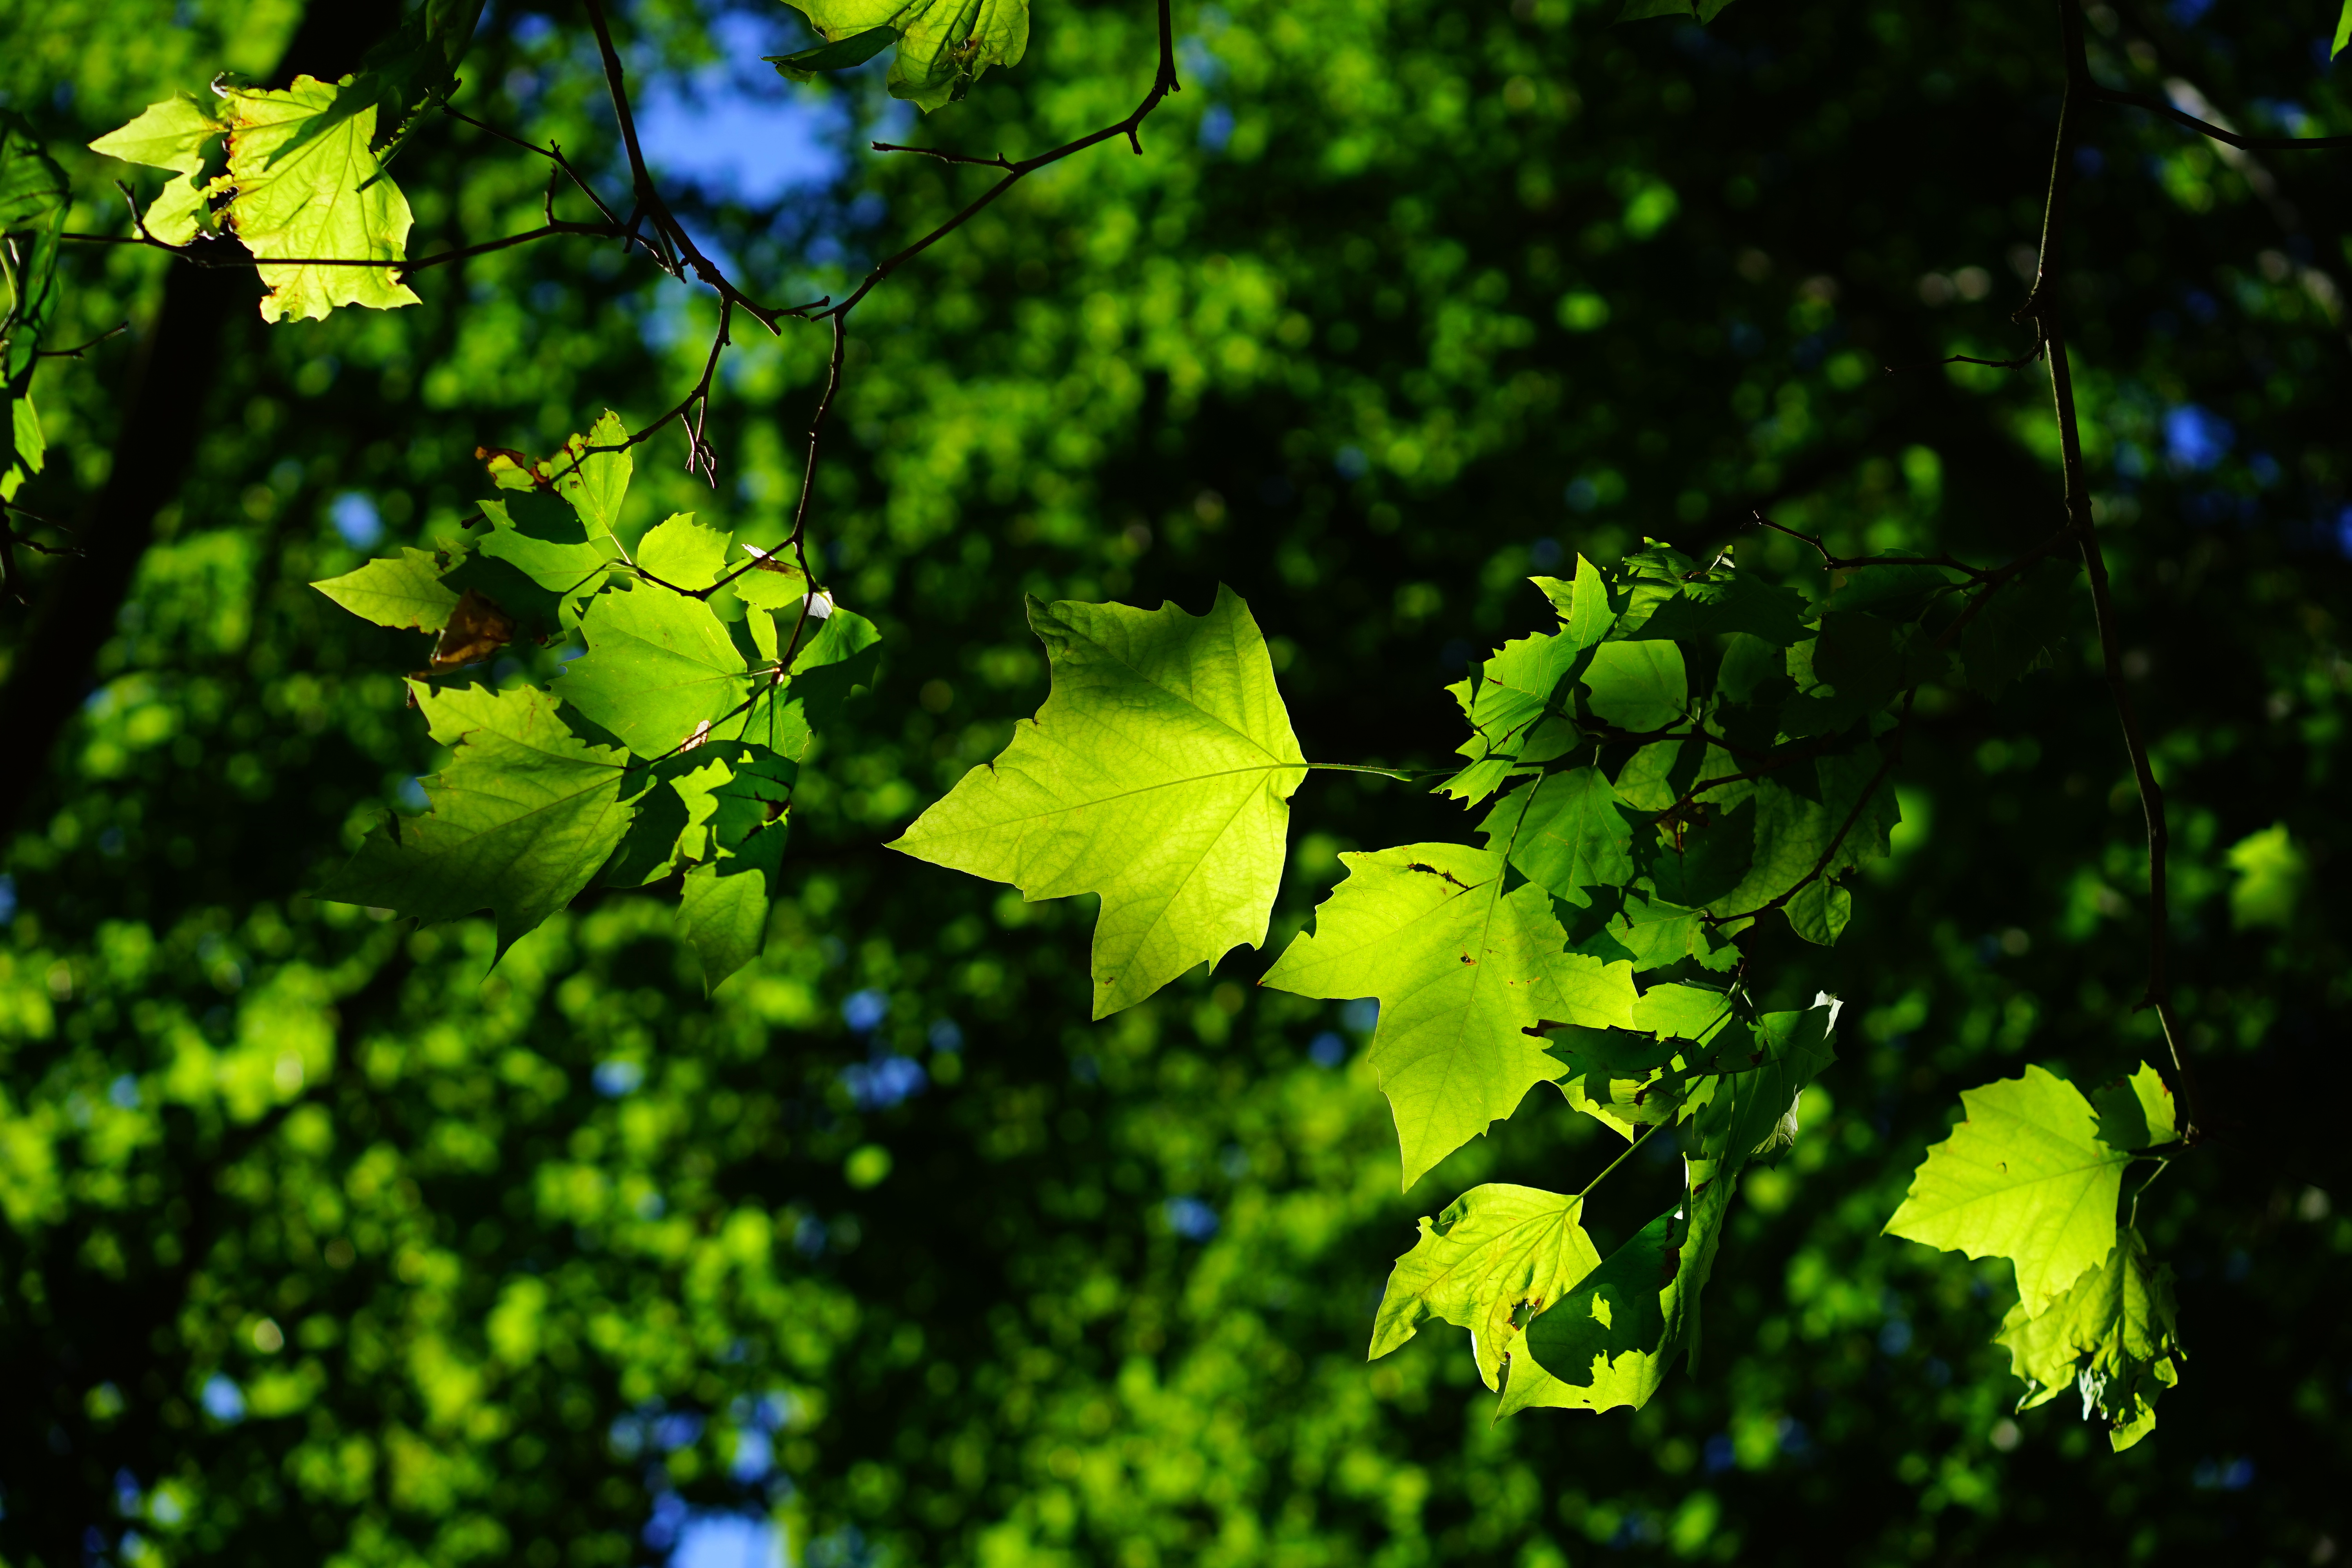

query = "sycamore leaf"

[
  {"left": 722, "top": 607, "right": 880, "bottom": 759},
  {"left": 1624, "top": 571, "right": 1810, "bottom": 647},
  {"left": 87, "top": 93, "right": 224, "bottom": 176},
  {"left": 1543, "top": 1025, "right": 1687, "bottom": 1137},
  {"left": 2090, "top": 1062, "right": 2177, "bottom": 1152},
  {"left": 1370, "top": 1184, "right": 1603, "bottom": 1391},
  {"left": 766, "top": 24, "right": 900, "bottom": 78},
  {"left": 0, "top": 111, "right": 69, "bottom": 230},
  {"left": 1884, "top": 1065, "right": 2132, "bottom": 1313},
  {"left": 1260, "top": 841, "right": 1637, "bottom": 1187},
  {"left": 892, "top": 586, "right": 1304, "bottom": 1018},
  {"left": 2337, "top": 0, "right": 2352, "bottom": 58},
  {"left": 1437, "top": 629, "right": 1582, "bottom": 803},
  {"left": 1713, "top": 745, "right": 1899, "bottom": 919},
  {"left": 635, "top": 512, "right": 732, "bottom": 591},
  {"left": 217, "top": 76, "right": 421, "bottom": 322},
  {"left": 1483, "top": 766, "right": 1633, "bottom": 913},
  {"left": 317, "top": 682, "right": 636, "bottom": 953},
  {"left": 1994, "top": 1226, "right": 2181, "bottom": 1452},
  {"left": 310, "top": 548, "right": 460, "bottom": 632},
  {"left": 1581, "top": 641, "right": 1686, "bottom": 731},
  {"left": 1530, "top": 554, "right": 1617, "bottom": 653},
  {"left": 1682, "top": 1000, "right": 1838, "bottom": 1165},
  {"left": 680, "top": 849, "right": 782, "bottom": 994},
  {"left": 551, "top": 412, "right": 637, "bottom": 550},
  {"left": 781, "top": 0, "right": 1028, "bottom": 111},
  {"left": 474, "top": 494, "right": 613, "bottom": 606},
  {"left": 1503, "top": 1156, "right": 1737, "bottom": 1414},
  {"left": 560, "top": 585, "right": 753, "bottom": 759}
]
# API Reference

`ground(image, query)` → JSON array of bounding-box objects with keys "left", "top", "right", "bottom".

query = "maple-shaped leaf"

[
  {"left": 1503, "top": 1155, "right": 1737, "bottom": 1415},
  {"left": 2090, "top": 1061, "right": 2178, "bottom": 1152},
  {"left": 1994, "top": 1225, "right": 2181, "bottom": 1452},
  {"left": 672, "top": 746, "right": 795, "bottom": 992},
  {"left": 720, "top": 607, "right": 881, "bottom": 760},
  {"left": 220, "top": 76, "right": 421, "bottom": 321},
  {"left": 1485, "top": 766, "right": 1634, "bottom": 914},
  {"left": 780, "top": 0, "right": 1028, "bottom": 111},
  {"left": 893, "top": 586, "right": 1304, "bottom": 1018},
  {"left": 309, "top": 548, "right": 461, "bottom": 633},
  {"left": 1580, "top": 640, "right": 1686, "bottom": 732},
  {"left": 1370, "top": 1183, "right": 1603, "bottom": 1391},
  {"left": 560, "top": 585, "right": 754, "bottom": 759},
  {"left": 318, "top": 682, "right": 637, "bottom": 953},
  {"left": 1883, "top": 1064, "right": 2132, "bottom": 1313},
  {"left": 1260, "top": 841, "right": 1637, "bottom": 1188}
]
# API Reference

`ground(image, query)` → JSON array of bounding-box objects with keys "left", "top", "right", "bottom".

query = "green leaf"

[
  {"left": 560, "top": 585, "right": 754, "bottom": 760},
  {"left": 1438, "top": 629, "right": 1582, "bottom": 802},
  {"left": 217, "top": 76, "right": 421, "bottom": 322},
  {"left": 1994, "top": 1227, "right": 2181, "bottom": 1452},
  {"left": 720, "top": 606, "right": 882, "bottom": 761},
  {"left": 728, "top": 550, "right": 814, "bottom": 612},
  {"left": 317, "top": 682, "right": 636, "bottom": 953},
  {"left": 1369, "top": 1183, "right": 1603, "bottom": 1391},
  {"left": 2224, "top": 822, "right": 2305, "bottom": 931},
  {"left": 1485, "top": 767, "right": 1633, "bottom": 912},
  {"left": 766, "top": 24, "right": 900, "bottom": 79},
  {"left": 551, "top": 412, "right": 636, "bottom": 549},
  {"left": 474, "top": 494, "right": 612, "bottom": 604},
  {"left": 679, "top": 851, "right": 780, "bottom": 994},
  {"left": 86, "top": 93, "right": 223, "bottom": 176},
  {"left": 2337, "top": 0, "right": 2352, "bottom": 57},
  {"left": 1781, "top": 875, "right": 1852, "bottom": 945},
  {"left": 2090, "top": 1062, "right": 2177, "bottom": 1152},
  {"left": 1581, "top": 641, "right": 1686, "bottom": 732},
  {"left": 1958, "top": 558, "right": 2077, "bottom": 699},
  {"left": 1531, "top": 554, "right": 1617, "bottom": 654},
  {"left": 1260, "top": 841, "right": 1637, "bottom": 1187},
  {"left": 1543, "top": 1025, "right": 1688, "bottom": 1137},
  {"left": 1714, "top": 744, "right": 1898, "bottom": 919},
  {"left": 634, "top": 512, "right": 732, "bottom": 591},
  {"left": 1682, "top": 1001, "right": 1838, "bottom": 1165},
  {"left": 781, "top": 0, "right": 1029, "bottom": 111},
  {"left": 1503, "top": 1156, "right": 1737, "bottom": 1414},
  {"left": 0, "top": 111, "right": 69, "bottom": 231},
  {"left": 1626, "top": 572, "right": 1810, "bottom": 647},
  {"left": 310, "top": 548, "right": 461, "bottom": 633},
  {"left": 891, "top": 586, "right": 1305, "bottom": 1018},
  {"left": 1884, "top": 1065, "right": 2132, "bottom": 1313}
]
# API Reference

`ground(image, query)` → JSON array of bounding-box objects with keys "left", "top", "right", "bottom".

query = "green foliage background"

[{"left": 2, "top": 0, "right": 2349, "bottom": 1563}]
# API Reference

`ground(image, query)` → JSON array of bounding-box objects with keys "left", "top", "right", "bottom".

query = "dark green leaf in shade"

[
  {"left": 316, "top": 682, "right": 637, "bottom": 953},
  {"left": 1628, "top": 572, "right": 1810, "bottom": 647},
  {"left": 781, "top": 0, "right": 1027, "bottom": 110},
  {"left": 1958, "top": 558, "right": 2078, "bottom": 698},
  {"left": 0, "top": 111, "right": 69, "bottom": 230},
  {"left": 726, "top": 607, "right": 883, "bottom": 758}
]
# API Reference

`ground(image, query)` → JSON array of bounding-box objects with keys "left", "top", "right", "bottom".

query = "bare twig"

[
  {"left": 1751, "top": 510, "right": 1996, "bottom": 581},
  {"left": 2044, "top": 1, "right": 2202, "bottom": 1139},
  {"left": 871, "top": 140, "right": 1017, "bottom": 171},
  {"left": 33, "top": 322, "right": 130, "bottom": 359},
  {"left": 2088, "top": 85, "right": 2352, "bottom": 152}
]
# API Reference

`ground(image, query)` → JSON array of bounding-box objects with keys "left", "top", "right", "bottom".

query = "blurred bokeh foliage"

[{"left": 1, "top": 0, "right": 2348, "bottom": 1563}]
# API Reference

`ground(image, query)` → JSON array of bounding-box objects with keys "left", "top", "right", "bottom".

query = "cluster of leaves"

[
  {"left": 87, "top": 0, "right": 482, "bottom": 321},
  {"left": 882, "top": 534, "right": 2162, "bottom": 1433},
  {"left": 0, "top": 111, "right": 69, "bottom": 525},
  {"left": 311, "top": 413, "right": 878, "bottom": 989},
  {"left": 1886, "top": 1063, "right": 2185, "bottom": 1450}
]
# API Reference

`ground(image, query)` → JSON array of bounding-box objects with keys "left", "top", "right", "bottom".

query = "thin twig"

[
  {"left": 2048, "top": 1, "right": 2201, "bottom": 1140},
  {"left": 2088, "top": 85, "right": 2352, "bottom": 152},
  {"left": 871, "top": 140, "right": 1016, "bottom": 170},
  {"left": 1751, "top": 510, "right": 1996, "bottom": 581},
  {"left": 33, "top": 322, "right": 130, "bottom": 358}
]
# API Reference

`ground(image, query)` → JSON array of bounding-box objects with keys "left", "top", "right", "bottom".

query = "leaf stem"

[{"left": 1576, "top": 1119, "right": 1664, "bottom": 1201}]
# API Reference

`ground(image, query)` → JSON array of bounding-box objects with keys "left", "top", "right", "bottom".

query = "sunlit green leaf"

[
  {"left": 781, "top": 0, "right": 1029, "bottom": 111},
  {"left": 216, "top": 76, "right": 421, "bottom": 322},
  {"left": 1995, "top": 1226, "right": 2181, "bottom": 1452},
  {"left": 1581, "top": 641, "right": 1686, "bottom": 732},
  {"left": 310, "top": 548, "right": 461, "bottom": 633},
  {"left": 1261, "top": 840, "right": 1637, "bottom": 1187},
  {"left": 1370, "top": 1183, "right": 1603, "bottom": 1391},
  {"left": 1884, "top": 1065, "right": 2132, "bottom": 1312},
  {"left": 891, "top": 586, "right": 1305, "bottom": 1018},
  {"left": 560, "top": 585, "right": 754, "bottom": 760}
]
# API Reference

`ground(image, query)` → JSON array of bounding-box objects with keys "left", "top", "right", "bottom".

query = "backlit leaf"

[
  {"left": 891, "top": 586, "right": 1305, "bottom": 1018},
  {"left": 781, "top": 0, "right": 1028, "bottom": 111},
  {"left": 560, "top": 586, "right": 753, "bottom": 759},
  {"left": 1261, "top": 840, "right": 1636, "bottom": 1187},
  {"left": 1994, "top": 1226, "right": 2181, "bottom": 1452},
  {"left": 1370, "top": 1183, "right": 1603, "bottom": 1390},
  {"left": 1884, "top": 1065, "right": 2131, "bottom": 1313},
  {"left": 317, "top": 682, "right": 637, "bottom": 953},
  {"left": 310, "top": 548, "right": 459, "bottom": 633},
  {"left": 2089, "top": 1062, "right": 2177, "bottom": 1152},
  {"left": 1581, "top": 641, "right": 1686, "bottom": 732},
  {"left": 217, "top": 76, "right": 421, "bottom": 322}
]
